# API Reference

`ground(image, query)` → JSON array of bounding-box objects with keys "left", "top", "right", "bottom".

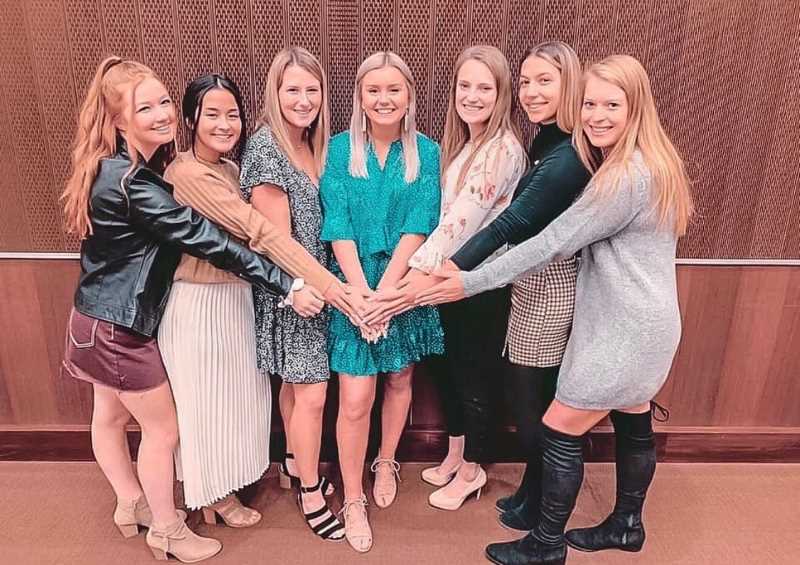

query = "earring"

[
  {"left": 361, "top": 111, "right": 367, "bottom": 133},
  {"left": 402, "top": 113, "right": 408, "bottom": 132}
]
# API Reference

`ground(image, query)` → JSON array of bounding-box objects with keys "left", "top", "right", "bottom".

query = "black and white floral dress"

[{"left": 240, "top": 126, "right": 330, "bottom": 384}]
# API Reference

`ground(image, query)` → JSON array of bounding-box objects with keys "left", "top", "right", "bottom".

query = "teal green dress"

[{"left": 320, "top": 131, "right": 445, "bottom": 376}]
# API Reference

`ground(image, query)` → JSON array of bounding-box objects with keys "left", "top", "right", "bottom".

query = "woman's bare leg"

[
  {"left": 118, "top": 381, "right": 180, "bottom": 528},
  {"left": 336, "top": 374, "right": 376, "bottom": 501},
  {"left": 91, "top": 384, "right": 144, "bottom": 501},
  {"left": 279, "top": 382, "right": 297, "bottom": 473},
  {"left": 378, "top": 365, "right": 413, "bottom": 461},
  {"left": 542, "top": 400, "right": 609, "bottom": 436},
  {"left": 292, "top": 381, "right": 328, "bottom": 510}
]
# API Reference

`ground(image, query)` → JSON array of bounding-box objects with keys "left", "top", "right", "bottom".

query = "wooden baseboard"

[{"left": 2, "top": 426, "right": 799, "bottom": 462}]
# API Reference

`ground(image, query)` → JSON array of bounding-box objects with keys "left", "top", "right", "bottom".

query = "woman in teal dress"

[{"left": 320, "top": 51, "right": 443, "bottom": 553}]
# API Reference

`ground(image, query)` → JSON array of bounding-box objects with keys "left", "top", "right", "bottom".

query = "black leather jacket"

[{"left": 74, "top": 145, "right": 292, "bottom": 337}]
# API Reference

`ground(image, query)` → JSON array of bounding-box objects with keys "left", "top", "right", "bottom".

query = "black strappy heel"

[
  {"left": 278, "top": 452, "right": 335, "bottom": 496},
  {"left": 298, "top": 479, "right": 345, "bottom": 542}
]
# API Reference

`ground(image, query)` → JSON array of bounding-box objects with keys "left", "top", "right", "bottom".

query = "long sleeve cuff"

[{"left": 461, "top": 268, "right": 495, "bottom": 298}]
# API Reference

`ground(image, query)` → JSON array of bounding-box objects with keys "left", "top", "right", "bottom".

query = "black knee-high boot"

[
  {"left": 486, "top": 424, "right": 584, "bottom": 565},
  {"left": 565, "top": 410, "right": 656, "bottom": 553},
  {"left": 496, "top": 365, "right": 558, "bottom": 524},
  {"left": 498, "top": 420, "right": 541, "bottom": 530}
]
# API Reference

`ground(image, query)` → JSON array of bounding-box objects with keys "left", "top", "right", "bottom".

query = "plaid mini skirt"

[{"left": 505, "top": 256, "right": 578, "bottom": 367}]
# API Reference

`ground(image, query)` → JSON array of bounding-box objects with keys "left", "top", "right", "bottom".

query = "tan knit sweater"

[{"left": 164, "top": 151, "right": 337, "bottom": 292}]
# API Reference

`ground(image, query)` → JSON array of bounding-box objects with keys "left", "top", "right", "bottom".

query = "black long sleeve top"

[{"left": 451, "top": 122, "right": 592, "bottom": 270}]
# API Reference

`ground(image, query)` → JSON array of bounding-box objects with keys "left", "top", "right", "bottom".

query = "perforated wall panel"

[{"left": 0, "top": 0, "right": 797, "bottom": 258}]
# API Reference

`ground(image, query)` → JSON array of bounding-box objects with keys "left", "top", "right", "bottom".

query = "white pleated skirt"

[{"left": 158, "top": 281, "right": 271, "bottom": 509}]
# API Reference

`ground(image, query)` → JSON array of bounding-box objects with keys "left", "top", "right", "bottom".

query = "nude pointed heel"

[{"left": 428, "top": 467, "right": 487, "bottom": 511}]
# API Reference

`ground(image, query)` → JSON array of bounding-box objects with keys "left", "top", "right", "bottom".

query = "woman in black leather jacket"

[{"left": 60, "top": 57, "right": 315, "bottom": 562}]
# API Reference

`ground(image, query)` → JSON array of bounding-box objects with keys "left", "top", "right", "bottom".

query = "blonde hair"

[
  {"left": 523, "top": 41, "right": 582, "bottom": 132},
  {"left": 61, "top": 56, "right": 170, "bottom": 238},
  {"left": 349, "top": 51, "right": 419, "bottom": 183},
  {"left": 257, "top": 47, "right": 330, "bottom": 177},
  {"left": 574, "top": 55, "right": 693, "bottom": 235},
  {"left": 440, "top": 45, "right": 521, "bottom": 194}
]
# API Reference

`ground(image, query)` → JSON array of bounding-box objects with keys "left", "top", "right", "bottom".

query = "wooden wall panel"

[
  {"left": 2, "top": 1, "right": 798, "bottom": 258},
  {"left": 1, "top": 261, "right": 798, "bottom": 439}
]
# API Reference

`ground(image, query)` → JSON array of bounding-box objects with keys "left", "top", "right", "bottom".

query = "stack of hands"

[{"left": 288, "top": 260, "right": 469, "bottom": 342}]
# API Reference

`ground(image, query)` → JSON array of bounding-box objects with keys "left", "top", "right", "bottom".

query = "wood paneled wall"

[
  {"left": 1, "top": 1, "right": 798, "bottom": 460},
  {"left": 1, "top": 260, "right": 798, "bottom": 461},
  {"left": 1, "top": 0, "right": 799, "bottom": 258}
]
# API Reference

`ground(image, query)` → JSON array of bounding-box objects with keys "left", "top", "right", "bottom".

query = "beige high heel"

[
  {"left": 146, "top": 514, "right": 222, "bottom": 563},
  {"left": 201, "top": 494, "right": 261, "bottom": 528},
  {"left": 428, "top": 466, "right": 487, "bottom": 511},
  {"left": 371, "top": 457, "right": 401, "bottom": 508},
  {"left": 421, "top": 460, "right": 462, "bottom": 487},
  {"left": 113, "top": 494, "right": 153, "bottom": 538},
  {"left": 422, "top": 435, "right": 465, "bottom": 486}
]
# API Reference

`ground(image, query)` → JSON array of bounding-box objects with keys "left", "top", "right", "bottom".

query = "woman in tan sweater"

[{"left": 158, "top": 74, "right": 365, "bottom": 527}]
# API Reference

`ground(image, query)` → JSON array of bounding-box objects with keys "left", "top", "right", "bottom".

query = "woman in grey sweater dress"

[{"left": 418, "top": 54, "right": 693, "bottom": 565}]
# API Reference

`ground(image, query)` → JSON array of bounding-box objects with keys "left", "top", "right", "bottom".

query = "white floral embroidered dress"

[{"left": 409, "top": 130, "right": 526, "bottom": 272}]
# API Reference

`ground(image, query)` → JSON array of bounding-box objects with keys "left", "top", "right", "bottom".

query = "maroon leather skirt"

[{"left": 62, "top": 308, "right": 168, "bottom": 392}]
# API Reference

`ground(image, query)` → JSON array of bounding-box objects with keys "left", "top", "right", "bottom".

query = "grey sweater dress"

[{"left": 462, "top": 151, "right": 681, "bottom": 410}]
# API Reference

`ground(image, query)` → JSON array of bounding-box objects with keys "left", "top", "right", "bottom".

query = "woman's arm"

[
  {"left": 331, "top": 241, "right": 370, "bottom": 289},
  {"left": 418, "top": 169, "right": 648, "bottom": 305},
  {"left": 409, "top": 137, "right": 524, "bottom": 273},
  {"left": 250, "top": 183, "right": 291, "bottom": 237},
  {"left": 451, "top": 146, "right": 591, "bottom": 270},
  {"left": 380, "top": 234, "right": 426, "bottom": 289},
  {"left": 249, "top": 183, "right": 324, "bottom": 313},
  {"left": 126, "top": 168, "right": 293, "bottom": 297},
  {"left": 166, "top": 162, "right": 338, "bottom": 293}
]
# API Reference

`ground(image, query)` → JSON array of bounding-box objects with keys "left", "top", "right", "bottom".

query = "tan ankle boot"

[
  {"left": 146, "top": 515, "right": 222, "bottom": 563},
  {"left": 113, "top": 494, "right": 153, "bottom": 538},
  {"left": 201, "top": 494, "right": 261, "bottom": 528}
]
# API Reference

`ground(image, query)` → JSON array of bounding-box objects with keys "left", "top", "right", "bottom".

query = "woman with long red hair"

[{"left": 61, "top": 56, "right": 303, "bottom": 562}]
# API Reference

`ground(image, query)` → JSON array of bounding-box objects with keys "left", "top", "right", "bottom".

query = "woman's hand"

[
  {"left": 290, "top": 285, "right": 325, "bottom": 317},
  {"left": 360, "top": 318, "right": 389, "bottom": 343},
  {"left": 364, "top": 269, "right": 440, "bottom": 324},
  {"left": 414, "top": 268, "right": 466, "bottom": 306},
  {"left": 324, "top": 283, "right": 373, "bottom": 325}
]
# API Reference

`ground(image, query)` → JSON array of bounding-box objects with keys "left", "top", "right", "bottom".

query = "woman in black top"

[
  {"left": 448, "top": 42, "right": 591, "bottom": 532},
  {"left": 61, "top": 57, "right": 318, "bottom": 562}
]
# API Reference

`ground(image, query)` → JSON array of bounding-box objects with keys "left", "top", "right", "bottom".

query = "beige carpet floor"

[{"left": 1, "top": 462, "right": 798, "bottom": 565}]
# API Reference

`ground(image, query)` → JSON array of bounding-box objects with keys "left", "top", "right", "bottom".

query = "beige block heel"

[
  {"left": 116, "top": 522, "right": 140, "bottom": 538},
  {"left": 146, "top": 515, "right": 222, "bottom": 563},
  {"left": 201, "top": 495, "right": 261, "bottom": 528},
  {"left": 113, "top": 494, "right": 153, "bottom": 539},
  {"left": 201, "top": 507, "right": 216, "bottom": 525},
  {"left": 149, "top": 545, "right": 169, "bottom": 561}
]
